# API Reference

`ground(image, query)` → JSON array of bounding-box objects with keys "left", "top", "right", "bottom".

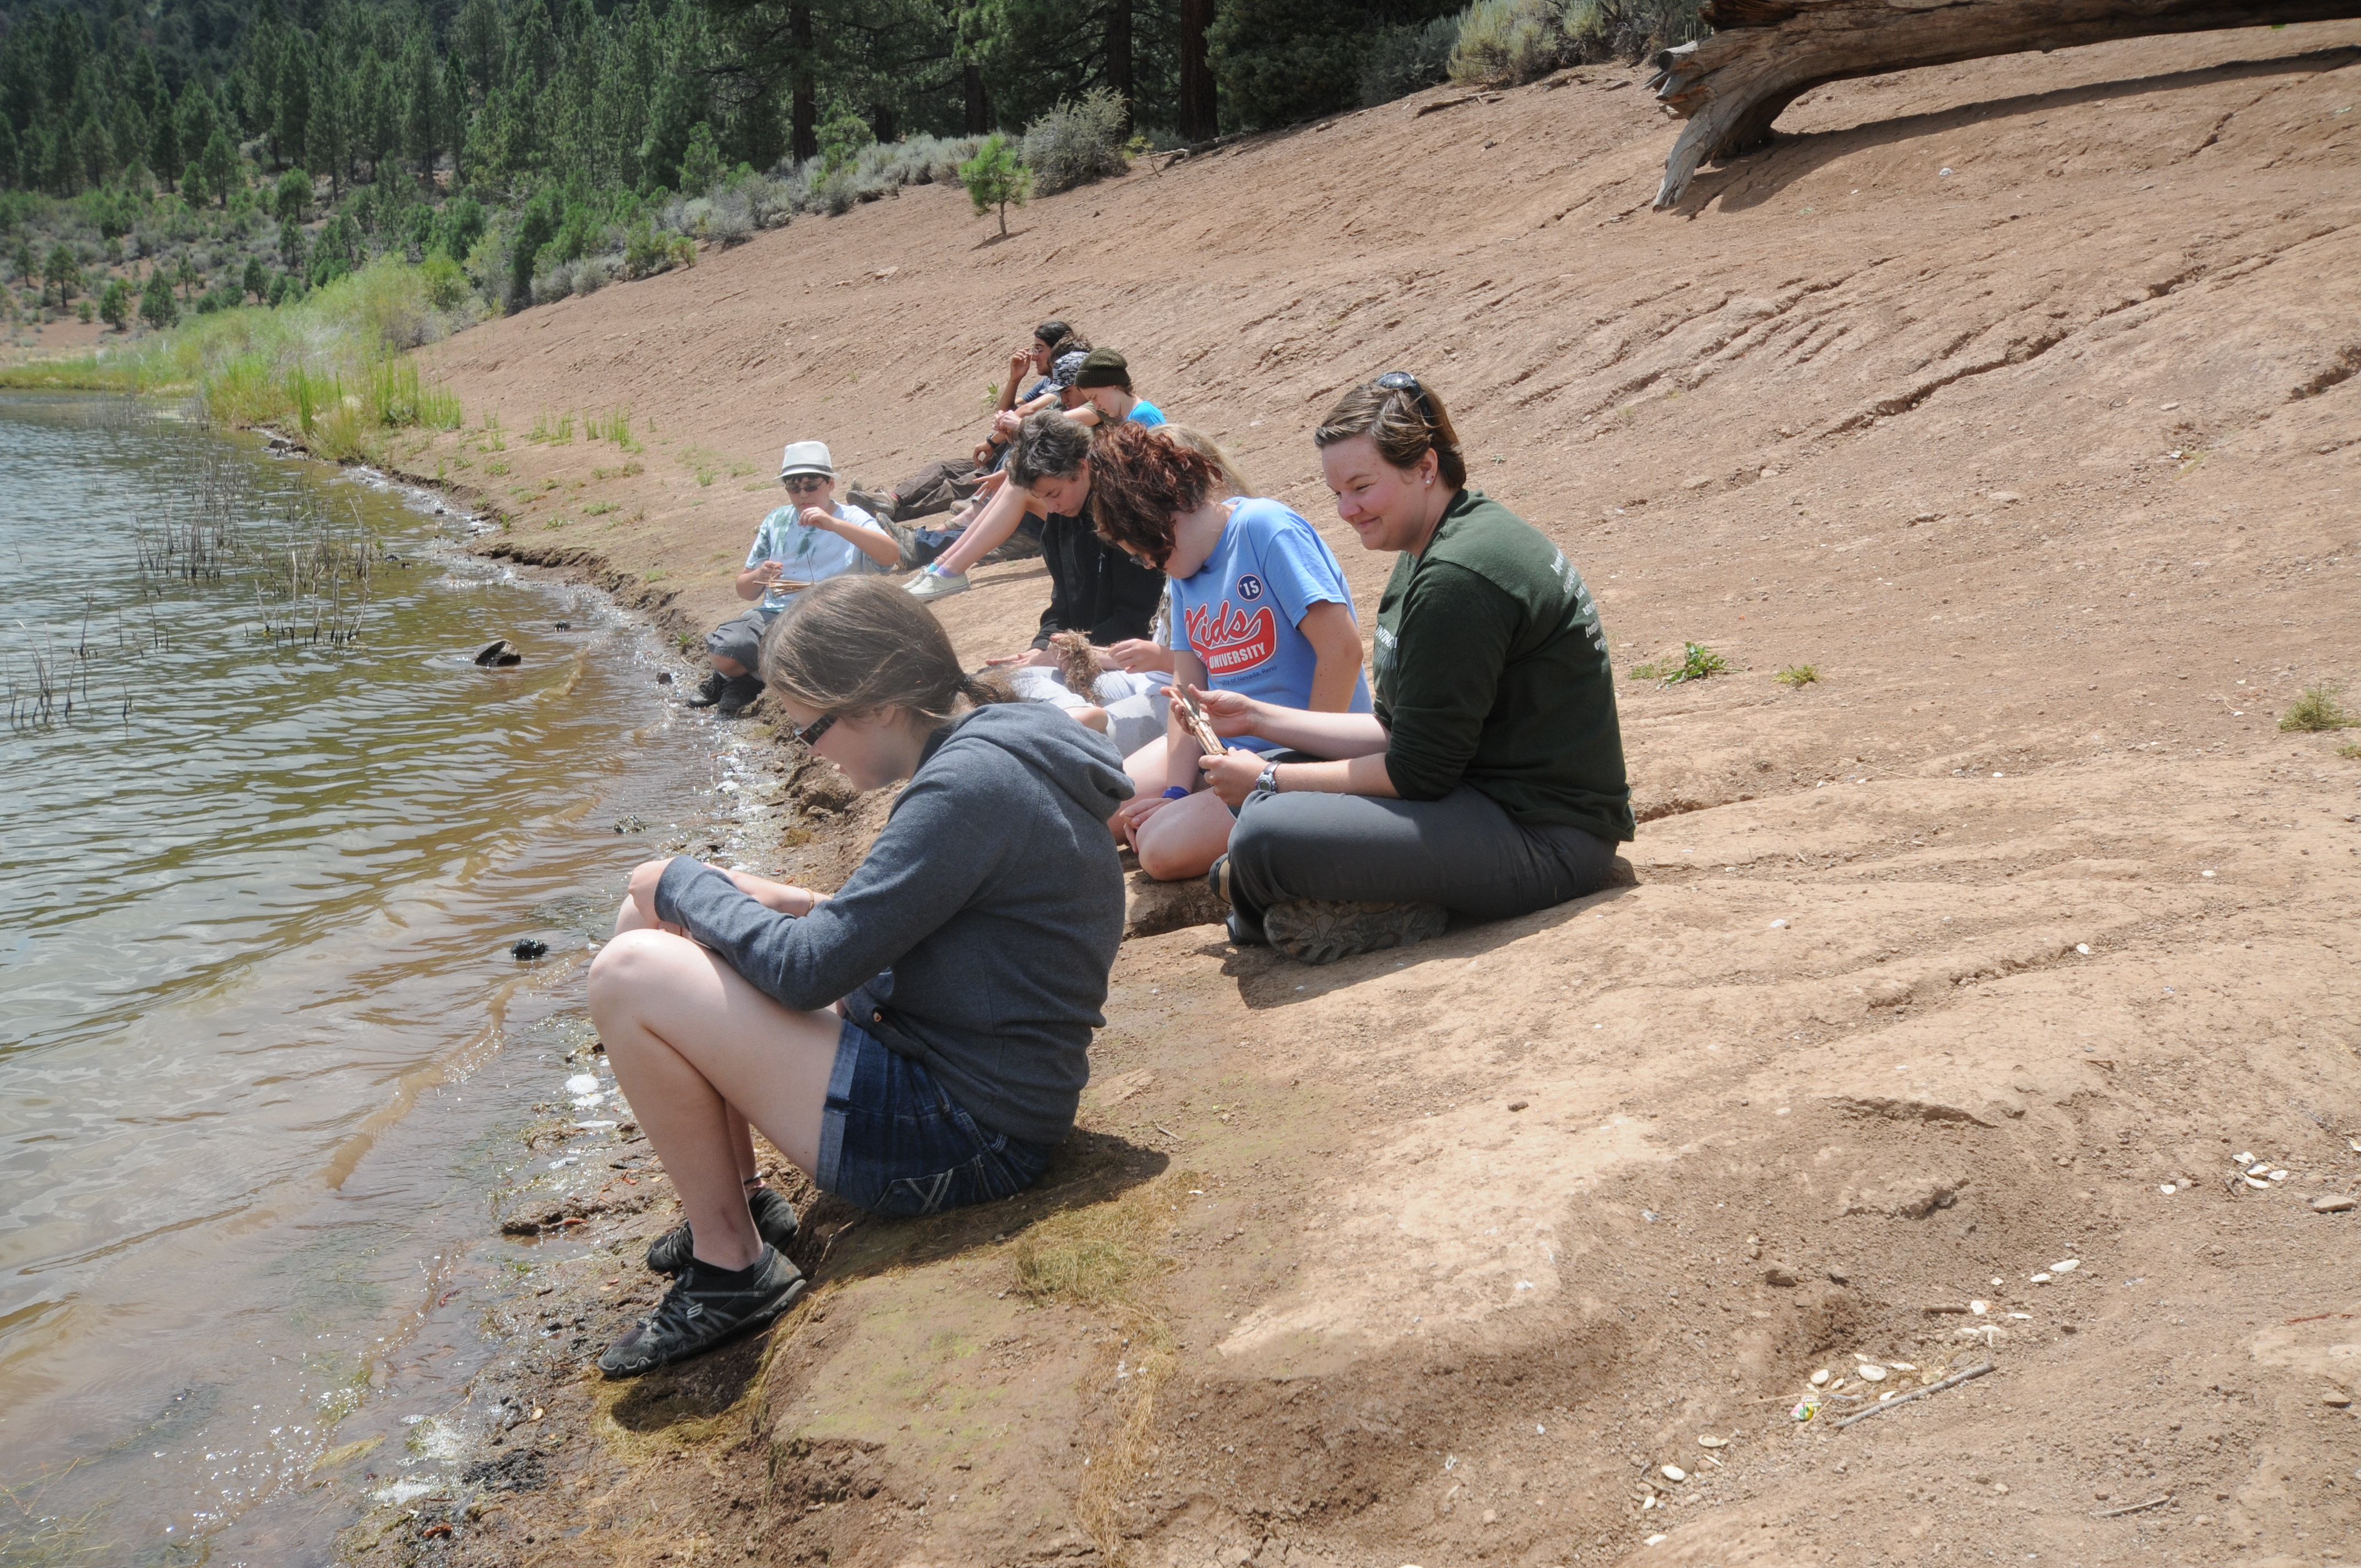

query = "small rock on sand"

[{"left": 2311, "top": 1194, "right": 2356, "bottom": 1213}]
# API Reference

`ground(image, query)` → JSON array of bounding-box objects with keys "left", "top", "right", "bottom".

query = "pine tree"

[
  {"left": 139, "top": 265, "right": 177, "bottom": 329},
  {"left": 276, "top": 35, "right": 313, "bottom": 167},
  {"left": 99, "top": 276, "right": 132, "bottom": 330},
  {"left": 402, "top": 37, "right": 441, "bottom": 181},
  {"left": 148, "top": 83, "right": 181, "bottom": 189},
  {"left": 959, "top": 133, "right": 1029, "bottom": 237},
  {"left": 197, "top": 126, "right": 236, "bottom": 208}
]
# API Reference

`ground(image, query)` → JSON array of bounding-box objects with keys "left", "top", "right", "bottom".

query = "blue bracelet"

[{"left": 1162, "top": 786, "right": 1190, "bottom": 800}]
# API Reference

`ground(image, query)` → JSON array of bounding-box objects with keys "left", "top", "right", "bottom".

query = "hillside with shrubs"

[{"left": 2, "top": 0, "right": 1703, "bottom": 367}]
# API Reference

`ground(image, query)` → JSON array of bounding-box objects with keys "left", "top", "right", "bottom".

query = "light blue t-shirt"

[
  {"left": 745, "top": 500, "right": 889, "bottom": 611},
  {"left": 1128, "top": 400, "right": 1166, "bottom": 427},
  {"left": 1170, "top": 499, "right": 1369, "bottom": 748}
]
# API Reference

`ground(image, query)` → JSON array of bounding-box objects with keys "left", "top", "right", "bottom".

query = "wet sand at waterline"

[{"left": 0, "top": 395, "right": 709, "bottom": 1563}]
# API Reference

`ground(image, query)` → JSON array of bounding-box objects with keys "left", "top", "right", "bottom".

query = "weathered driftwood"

[{"left": 1649, "top": 0, "right": 2361, "bottom": 206}]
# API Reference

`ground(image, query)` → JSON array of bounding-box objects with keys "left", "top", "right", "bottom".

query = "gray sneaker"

[
  {"left": 597, "top": 1246, "right": 807, "bottom": 1379},
  {"left": 905, "top": 565, "right": 970, "bottom": 601},
  {"left": 644, "top": 1185, "right": 799, "bottom": 1275},
  {"left": 1263, "top": 900, "right": 1448, "bottom": 966}
]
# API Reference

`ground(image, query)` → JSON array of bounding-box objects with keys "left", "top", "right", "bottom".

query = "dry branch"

[
  {"left": 1832, "top": 1358, "right": 1995, "bottom": 1427},
  {"left": 1649, "top": 0, "right": 2361, "bottom": 208}
]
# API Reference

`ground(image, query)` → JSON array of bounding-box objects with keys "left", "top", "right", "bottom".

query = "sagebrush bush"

[
  {"left": 1449, "top": 0, "right": 1706, "bottom": 85},
  {"left": 1565, "top": 0, "right": 1709, "bottom": 58},
  {"left": 1450, "top": 0, "right": 1572, "bottom": 85},
  {"left": 1361, "top": 15, "right": 1464, "bottom": 106},
  {"left": 1022, "top": 89, "right": 1130, "bottom": 197}
]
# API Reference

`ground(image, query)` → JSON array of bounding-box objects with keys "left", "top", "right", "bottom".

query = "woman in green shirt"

[{"left": 1194, "top": 373, "right": 1634, "bottom": 965}]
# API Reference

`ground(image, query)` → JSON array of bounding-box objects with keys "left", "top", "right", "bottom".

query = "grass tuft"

[
  {"left": 1631, "top": 643, "right": 1729, "bottom": 685},
  {"left": 1012, "top": 1177, "right": 1184, "bottom": 1560},
  {"left": 2339, "top": 741, "right": 2361, "bottom": 760},
  {"left": 2278, "top": 682, "right": 2356, "bottom": 733},
  {"left": 1775, "top": 663, "right": 1821, "bottom": 688}
]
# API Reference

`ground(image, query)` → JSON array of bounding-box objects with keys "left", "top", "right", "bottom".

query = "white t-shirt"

[{"left": 745, "top": 500, "right": 889, "bottom": 611}]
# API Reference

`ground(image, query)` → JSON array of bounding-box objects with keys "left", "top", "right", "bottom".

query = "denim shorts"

[{"left": 814, "top": 1017, "right": 1057, "bottom": 1217}]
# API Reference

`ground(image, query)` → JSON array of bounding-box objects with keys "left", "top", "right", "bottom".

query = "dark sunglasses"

[
  {"left": 792, "top": 711, "right": 837, "bottom": 747},
  {"left": 781, "top": 475, "right": 831, "bottom": 494},
  {"left": 1375, "top": 369, "right": 1439, "bottom": 429}
]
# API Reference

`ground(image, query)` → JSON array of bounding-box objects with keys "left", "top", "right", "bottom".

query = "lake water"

[{"left": 0, "top": 394, "right": 713, "bottom": 1563}]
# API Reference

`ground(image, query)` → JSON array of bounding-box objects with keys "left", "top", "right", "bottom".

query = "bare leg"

[
  {"left": 711, "top": 655, "right": 750, "bottom": 678},
  {"left": 587, "top": 927, "right": 839, "bottom": 1271},
  {"left": 928, "top": 478, "right": 1028, "bottom": 576},
  {"left": 1131, "top": 788, "right": 1238, "bottom": 881}
]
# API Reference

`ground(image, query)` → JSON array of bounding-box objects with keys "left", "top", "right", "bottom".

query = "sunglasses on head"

[
  {"left": 782, "top": 474, "right": 831, "bottom": 494},
  {"left": 1375, "top": 370, "right": 1439, "bottom": 429}
]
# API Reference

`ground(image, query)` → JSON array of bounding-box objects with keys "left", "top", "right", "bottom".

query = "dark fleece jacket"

[{"left": 654, "top": 702, "right": 1131, "bottom": 1145}]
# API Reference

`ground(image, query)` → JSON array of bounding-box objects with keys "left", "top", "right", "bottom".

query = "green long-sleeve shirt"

[{"left": 1372, "top": 489, "right": 1634, "bottom": 843}]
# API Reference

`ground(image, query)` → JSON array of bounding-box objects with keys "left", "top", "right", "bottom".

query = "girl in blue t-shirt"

[{"left": 1086, "top": 422, "right": 1369, "bottom": 881}]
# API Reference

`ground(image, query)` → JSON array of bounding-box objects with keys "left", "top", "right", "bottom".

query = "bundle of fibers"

[{"left": 1048, "top": 631, "right": 1101, "bottom": 703}]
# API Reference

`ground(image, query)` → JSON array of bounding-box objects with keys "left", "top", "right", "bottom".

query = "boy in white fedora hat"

[{"left": 688, "top": 440, "right": 900, "bottom": 716}]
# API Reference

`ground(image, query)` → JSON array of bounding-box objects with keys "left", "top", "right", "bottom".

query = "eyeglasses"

[
  {"left": 791, "top": 711, "right": 837, "bottom": 747},
  {"left": 781, "top": 475, "right": 831, "bottom": 494},
  {"left": 1375, "top": 370, "right": 1439, "bottom": 431}
]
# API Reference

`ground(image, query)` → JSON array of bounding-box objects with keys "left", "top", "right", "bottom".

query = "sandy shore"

[{"left": 334, "top": 27, "right": 2360, "bottom": 1567}]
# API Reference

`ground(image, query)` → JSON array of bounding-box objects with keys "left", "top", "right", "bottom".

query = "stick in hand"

[{"left": 1169, "top": 684, "right": 1226, "bottom": 756}]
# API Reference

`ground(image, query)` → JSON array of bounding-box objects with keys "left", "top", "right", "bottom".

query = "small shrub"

[
  {"left": 1564, "top": 0, "right": 1709, "bottom": 59},
  {"left": 1631, "top": 642, "right": 1728, "bottom": 684},
  {"left": 1450, "top": 0, "right": 1571, "bottom": 85},
  {"left": 535, "top": 260, "right": 576, "bottom": 303},
  {"left": 418, "top": 251, "right": 470, "bottom": 312},
  {"left": 623, "top": 221, "right": 678, "bottom": 280},
  {"left": 1361, "top": 15, "right": 1463, "bottom": 106},
  {"left": 960, "top": 134, "right": 1032, "bottom": 236},
  {"left": 2278, "top": 683, "right": 2356, "bottom": 732},
  {"left": 1022, "top": 89, "right": 1130, "bottom": 197},
  {"left": 2338, "top": 741, "right": 2361, "bottom": 760},
  {"left": 1775, "top": 664, "right": 1820, "bottom": 688},
  {"left": 706, "top": 190, "right": 754, "bottom": 247},
  {"left": 575, "top": 256, "right": 610, "bottom": 294}
]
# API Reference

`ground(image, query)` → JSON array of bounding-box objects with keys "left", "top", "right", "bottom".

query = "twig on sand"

[
  {"left": 2090, "top": 1494, "right": 2172, "bottom": 1519},
  {"left": 1834, "top": 1360, "right": 1995, "bottom": 1428}
]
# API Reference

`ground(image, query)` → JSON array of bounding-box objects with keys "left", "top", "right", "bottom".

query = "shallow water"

[{"left": 0, "top": 395, "right": 711, "bottom": 1563}]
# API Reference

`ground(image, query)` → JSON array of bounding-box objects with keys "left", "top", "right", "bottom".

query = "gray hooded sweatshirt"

[{"left": 652, "top": 701, "right": 1131, "bottom": 1145}]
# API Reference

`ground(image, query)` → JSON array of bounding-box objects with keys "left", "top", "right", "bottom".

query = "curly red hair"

[{"left": 1086, "top": 422, "right": 1221, "bottom": 568}]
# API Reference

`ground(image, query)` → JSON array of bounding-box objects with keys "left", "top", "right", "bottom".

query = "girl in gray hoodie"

[{"left": 589, "top": 576, "right": 1132, "bottom": 1378}]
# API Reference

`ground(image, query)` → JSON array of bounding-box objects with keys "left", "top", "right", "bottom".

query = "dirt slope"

[{"left": 397, "top": 24, "right": 2361, "bottom": 1568}]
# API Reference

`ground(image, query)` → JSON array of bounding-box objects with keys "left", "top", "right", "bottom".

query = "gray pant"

[{"left": 1225, "top": 784, "right": 1617, "bottom": 927}]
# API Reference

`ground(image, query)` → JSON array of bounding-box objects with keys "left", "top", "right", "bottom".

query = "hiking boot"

[
  {"left": 597, "top": 1246, "right": 807, "bottom": 1379},
  {"left": 644, "top": 1186, "right": 799, "bottom": 1276},
  {"left": 905, "top": 565, "right": 970, "bottom": 601},
  {"left": 714, "top": 674, "right": 765, "bottom": 716},
  {"left": 1264, "top": 899, "right": 1448, "bottom": 966},
  {"left": 683, "top": 671, "right": 729, "bottom": 709},
  {"left": 981, "top": 529, "right": 1043, "bottom": 564}
]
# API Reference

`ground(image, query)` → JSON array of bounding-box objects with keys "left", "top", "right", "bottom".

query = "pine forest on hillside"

[{"left": 0, "top": 0, "right": 1700, "bottom": 345}]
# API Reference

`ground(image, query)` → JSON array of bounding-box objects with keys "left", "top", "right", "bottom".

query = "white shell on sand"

[
  {"left": 1811, "top": 1369, "right": 1831, "bottom": 1385},
  {"left": 2051, "top": 1259, "right": 2080, "bottom": 1273},
  {"left": 1857, "top": 1364, "right": 1888, "bottom": 1381},
  {"left": 1697, "top": 1435, "right": 1728, "bottom": 1448},
  {"left": 1661, "top": 1466, "right": 1687, "bottom": 1482},
  {"left": 1970, "top": 1300, "right": 1988, "bottom": 1314},
  {"left": 2031, "top": 1272, "right": 2053, "bottom": 1283}
]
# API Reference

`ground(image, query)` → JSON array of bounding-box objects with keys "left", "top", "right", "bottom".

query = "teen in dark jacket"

[{"left": 588, "top": 577, "right": 1130, "bottom": 1379}]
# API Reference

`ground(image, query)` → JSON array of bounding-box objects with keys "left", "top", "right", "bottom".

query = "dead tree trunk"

[{"left": 1650, "top": 0, "right": 2361, "bottom": 208}]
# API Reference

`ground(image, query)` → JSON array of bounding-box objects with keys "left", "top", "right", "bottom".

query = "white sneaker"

[{"left": 905, "top": 567, "right": 970, "bottom": 601}]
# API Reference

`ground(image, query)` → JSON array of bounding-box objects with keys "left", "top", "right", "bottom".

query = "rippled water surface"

[{"left": 0, "top": 395, "right": 708, "bottom": 1562}]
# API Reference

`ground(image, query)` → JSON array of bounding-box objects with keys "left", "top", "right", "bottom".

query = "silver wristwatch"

[{"left": 1253, "top": 761, "right": 1282, "bottom": 796}]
